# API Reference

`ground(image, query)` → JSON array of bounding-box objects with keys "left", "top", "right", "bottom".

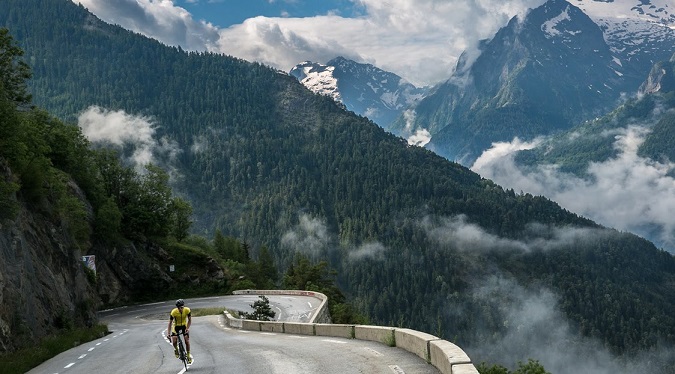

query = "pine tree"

[{"left": 242, "top": 295, "right": 275, "bottom": 321}]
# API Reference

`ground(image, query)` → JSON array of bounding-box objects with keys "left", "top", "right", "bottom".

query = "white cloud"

[
  {"left": 77, "top": 105, "right": 181, "bottom": 173},
  {"left": 465, "top": 275, "right": 673, "bottom": 374},
  {"left": 407, "top": 128, "right": 431, "bottom": 147},
  {"left": 472, "top": 126, "right": 675, "bottom": 251},
  {"left": 348, "top": 242, "right": 387, "bottom": 261},
  {"left": 71, "top": 0, "right": 547, "bottom": 86},
  {"left": 420, "top": 214, "right": 608, "bottom": 253},
  {"left": 73, "top": 0, "right": 220, "bottom": 50},
  {"left": 281, "top": 214, "right": 331, "bottom": 257}
]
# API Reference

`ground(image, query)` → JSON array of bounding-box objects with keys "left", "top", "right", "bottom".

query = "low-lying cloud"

[
  {"left": 420, "top": 214, "right": 609, "bottom": 253},
  {"left": 465, "top": 275, "right": 674, "bottom": 374},
  {"left": 280, "top": 213, "right": 388, "bottom": 261},
  {"left": 348, "top": 242, "right": 387, "bottom": 261},
  {"left": 281, "top": 214, "right": 331, "bottom": 258},
  {"left": 78, "top": 105, "right": 181, "bottom": 174},
  {"left": 472, "top": 126, "right": 675, "bottom": 252}
]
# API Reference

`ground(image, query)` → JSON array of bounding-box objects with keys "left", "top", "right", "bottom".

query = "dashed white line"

[
  {"left": 88, "top": 347, "right": 95, "bottom": 352},
  {"left": 64, "top": 363, "right": 75, "bottom": 368},
  {"left": 78, "top": 354, "right": 87, "bottom": 359},
  {"left": 364, "top": 347, "right": 383, "bottom": 356}
]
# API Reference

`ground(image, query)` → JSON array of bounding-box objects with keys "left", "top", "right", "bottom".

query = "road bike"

[{"left": 169, "top": 330, "right": 191, "bottom": 370}]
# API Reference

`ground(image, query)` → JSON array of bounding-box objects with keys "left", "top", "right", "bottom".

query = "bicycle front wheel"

[{"left": 178, "top": 339, "right": 188, "bottom": 370}]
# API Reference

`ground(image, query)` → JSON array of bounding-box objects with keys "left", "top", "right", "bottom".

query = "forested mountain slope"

[
  {"left": 2, "top": 1, "right": 675, "bottom": 372},
  {"left": 0, "top": 26, "right": 234, "bottom": 356}
]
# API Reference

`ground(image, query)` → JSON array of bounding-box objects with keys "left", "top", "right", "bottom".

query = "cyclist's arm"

[
  {"left": 186, "top": 314, "right": 192, "bottom": 331},
  {"left": 167, "top": 316, "right": 174, "bottom": 337}
]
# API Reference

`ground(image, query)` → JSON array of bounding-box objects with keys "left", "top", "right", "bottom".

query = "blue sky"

[{"left": 72, "top": 0, "right": 546, "bottom": 86}]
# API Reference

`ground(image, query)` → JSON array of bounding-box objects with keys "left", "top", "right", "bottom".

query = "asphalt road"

[{"left": 28, "top": 295, "right": 440, "bottom": 374}]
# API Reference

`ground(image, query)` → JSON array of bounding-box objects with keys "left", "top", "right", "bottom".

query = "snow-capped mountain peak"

[
  {"left": 289, "top": 61, "right": 341, "bottom": 103},
  {"left": 289, "top": 57, "right": 428, "bottom": 128}
]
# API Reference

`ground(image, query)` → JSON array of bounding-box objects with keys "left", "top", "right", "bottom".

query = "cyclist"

[{"left": 167, "top": 299, "right": 193, "bottom": 364}]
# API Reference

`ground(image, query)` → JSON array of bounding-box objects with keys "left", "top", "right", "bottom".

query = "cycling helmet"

[{"left": 176, "top": 299, "right": 185, "bottom": 307}]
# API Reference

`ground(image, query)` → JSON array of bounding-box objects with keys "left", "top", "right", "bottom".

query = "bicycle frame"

[{"left": 175, "top": 331, "right": 188, "bottom": 370}]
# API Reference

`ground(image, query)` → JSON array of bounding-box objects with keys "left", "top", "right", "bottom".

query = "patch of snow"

[{"left": 542, "top": 6, "right": 572, "bottom": 38}]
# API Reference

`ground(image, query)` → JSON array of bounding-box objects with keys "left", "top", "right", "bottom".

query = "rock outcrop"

[{"left": 0, "top": 159, "right": 226, "bottom": 352}]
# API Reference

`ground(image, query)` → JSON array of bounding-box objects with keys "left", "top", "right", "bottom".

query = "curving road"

[{"left": 28, "top": 295, "right": 439, "bottom": 374}]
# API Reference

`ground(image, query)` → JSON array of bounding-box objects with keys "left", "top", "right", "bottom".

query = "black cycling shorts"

[{"left": 172, "top": 325, "right": 189, "bottom": 336}]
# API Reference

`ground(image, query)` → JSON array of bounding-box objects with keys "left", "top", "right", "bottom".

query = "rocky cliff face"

[
  {"left": 639, "top": 53, "right": 675, "bottom": 95},
  {"left": 0, "top": 161, "right": 97, "bottom": 352},
  {"left": 0, "top": 159, "right": 225, "bottom": 352}
]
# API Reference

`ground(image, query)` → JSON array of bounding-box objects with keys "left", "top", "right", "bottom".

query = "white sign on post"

[{"left": 82, "top": 255, "right": 96, "bottom": 274}]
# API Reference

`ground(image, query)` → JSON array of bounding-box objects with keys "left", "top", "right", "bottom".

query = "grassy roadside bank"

[{"left": 0, "top": 325, "right": 109, "bottom": 374}]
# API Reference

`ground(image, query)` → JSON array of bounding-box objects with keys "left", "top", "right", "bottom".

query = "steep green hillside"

[{"left": 3, "top": 1, "right": 675, "bottom": 371}]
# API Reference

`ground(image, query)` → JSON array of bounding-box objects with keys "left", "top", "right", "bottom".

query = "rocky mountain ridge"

[{"left": 390, "top": 0, "right": 675, "bottom": 165}]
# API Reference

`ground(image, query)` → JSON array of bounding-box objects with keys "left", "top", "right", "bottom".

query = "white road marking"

[
  {"left": 78, "top": 354, "right": 87, "bottom": 359},
  {"left": 307, "top": 302, "right": 312, "bottom": 308},
  {"left": 261, "top": 332, "right": 276, "bottom": 336},
  {"left": 288, "top": 335, "right": 306, "bottom": 339},
  {"left": 365, "top": 347, "right": 383, "bottom": 356},
  {"left": 104, "top": 339, "right": 109, "bottom": 342},
  {"left": 64, "top": 363, "right": 75, "bottom": 368},
  {"left": 389, "top": 365, "right": 406, "bottom": 373},
  {"left": 100, "top": 306, "right": 128, "bottom": 312},
  {"left": 96, "top": 342, "right": 102, "bottom": 346},
  {"left": 88, "top": 347, "right": 95, "bottom": 351}
]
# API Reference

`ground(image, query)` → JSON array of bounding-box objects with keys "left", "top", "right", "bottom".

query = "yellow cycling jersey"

[{"left": 170, "top": 307, "right": 191, "bottom": 327}]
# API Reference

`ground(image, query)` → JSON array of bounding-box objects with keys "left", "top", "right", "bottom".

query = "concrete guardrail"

[{"left": 225, "top": 290, "right": 479, "bottom": 374}]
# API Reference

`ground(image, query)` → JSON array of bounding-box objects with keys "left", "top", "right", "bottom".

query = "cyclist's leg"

[{"left": 171, "top": 327, "right": 179, "bottom": 357}]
